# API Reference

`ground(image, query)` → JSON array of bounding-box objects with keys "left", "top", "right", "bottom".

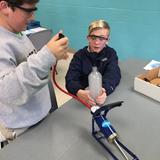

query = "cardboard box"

[{"left": 134, "top": 68, "right": 160, "bottom": 102}]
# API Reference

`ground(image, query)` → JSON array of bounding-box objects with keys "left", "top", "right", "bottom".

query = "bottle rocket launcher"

[
  {"left": 52, "top": 63, "right": 139, "bottom": 160},
  {"left": 91, "top": 102, "right": 139, "bottom": 160}
]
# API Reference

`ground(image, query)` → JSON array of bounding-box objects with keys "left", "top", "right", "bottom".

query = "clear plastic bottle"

[{"left": 88, "top": 66, "right": 102, "bottom": 100}]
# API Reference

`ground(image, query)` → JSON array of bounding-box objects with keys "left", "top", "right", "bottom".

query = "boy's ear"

[{"left": 0, "top": 1, "right": 9, "bottom": 13}]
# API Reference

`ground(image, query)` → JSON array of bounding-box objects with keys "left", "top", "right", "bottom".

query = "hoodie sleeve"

[
  {"left": 102, "top": 49, "right": 121, "bottom": 95},
  {"left": 0, "top": 45, "right": 56, "bottom": 106},
  {"left": 65, "top": 52, "right": 85, "bottom": 95}
]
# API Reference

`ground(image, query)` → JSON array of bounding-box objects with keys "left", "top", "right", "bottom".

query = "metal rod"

[{"left": 113, "top": 139, "right": 129, "bottom": 160}]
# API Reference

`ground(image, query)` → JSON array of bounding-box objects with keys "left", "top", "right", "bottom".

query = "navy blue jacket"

[{"left": 65, "top": 46, "right": 121, "bottom": 95}]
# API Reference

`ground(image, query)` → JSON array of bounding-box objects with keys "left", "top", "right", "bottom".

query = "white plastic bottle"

[{"left": 88, "top": 66, "right": 102, "bottom": 100}]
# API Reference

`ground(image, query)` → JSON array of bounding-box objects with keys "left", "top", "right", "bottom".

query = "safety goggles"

[
  {"left": 89, "top": 35, "right": 109, "bottom": 41},
  {"left": 15, "top": 5, "right": 37, "bottom": 13}
]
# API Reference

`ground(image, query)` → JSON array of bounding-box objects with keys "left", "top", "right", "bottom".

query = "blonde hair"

[{"left": 88, "top": 20, "right": 110, "bottom": 35}]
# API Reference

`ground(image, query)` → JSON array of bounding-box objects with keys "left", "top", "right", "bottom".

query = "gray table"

[{"left": 1, "top": 59, "right": 160, "bottom": 160}]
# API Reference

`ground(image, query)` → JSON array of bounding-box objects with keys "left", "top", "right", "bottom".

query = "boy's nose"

[{"left": 28, "top": 14, "right": 35, "bottom": 22}]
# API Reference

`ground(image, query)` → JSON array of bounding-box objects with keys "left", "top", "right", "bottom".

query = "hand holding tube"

[
  {"left": 76, "top": 89, "right": 96, "bottom": 106},
  {"left": 46, "top": 32, "right": 69, "bottom": 60}
]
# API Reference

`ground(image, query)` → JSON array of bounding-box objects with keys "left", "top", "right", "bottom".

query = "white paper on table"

[
  {"left": 144, "top": 60, "right": 160, "bottom": 70},
  {"left": 22, "top": 27, "right": 47, "bottom": 35},
  {"left": 30, "top": 27, "right": 47, "bottom": 32}
]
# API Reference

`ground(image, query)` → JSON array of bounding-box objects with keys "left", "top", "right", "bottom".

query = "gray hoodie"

[{"left": 0, "top": 27, "right": 56, "bottom": 128}]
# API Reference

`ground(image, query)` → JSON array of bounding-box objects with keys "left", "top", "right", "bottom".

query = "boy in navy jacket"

[{"left": 66, "top": 20, "right": 121, "bottom": 106}]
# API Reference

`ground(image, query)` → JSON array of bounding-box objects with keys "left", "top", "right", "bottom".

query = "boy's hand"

[
  {"left": 77, "top": 89, "right": 96, "bottom": 106},
  {"left": 95, "top": 88, "right": 107, "bottom": 105},
  {"left": 46, "top": 32, "right": 69, "bottom": 60}
]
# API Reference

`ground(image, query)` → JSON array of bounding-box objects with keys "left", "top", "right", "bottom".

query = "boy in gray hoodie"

[{"left": 0, "top": 0, "right": 69, "bottom": 145}]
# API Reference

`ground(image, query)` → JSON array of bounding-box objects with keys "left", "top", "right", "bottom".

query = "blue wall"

[{"left": 36, "top": 0, "right": 160, "bottom": 60}]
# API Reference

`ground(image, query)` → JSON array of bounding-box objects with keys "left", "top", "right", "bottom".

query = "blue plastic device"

[{"left": 91, "top": 101, "right": 139, "bottom": 160}]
